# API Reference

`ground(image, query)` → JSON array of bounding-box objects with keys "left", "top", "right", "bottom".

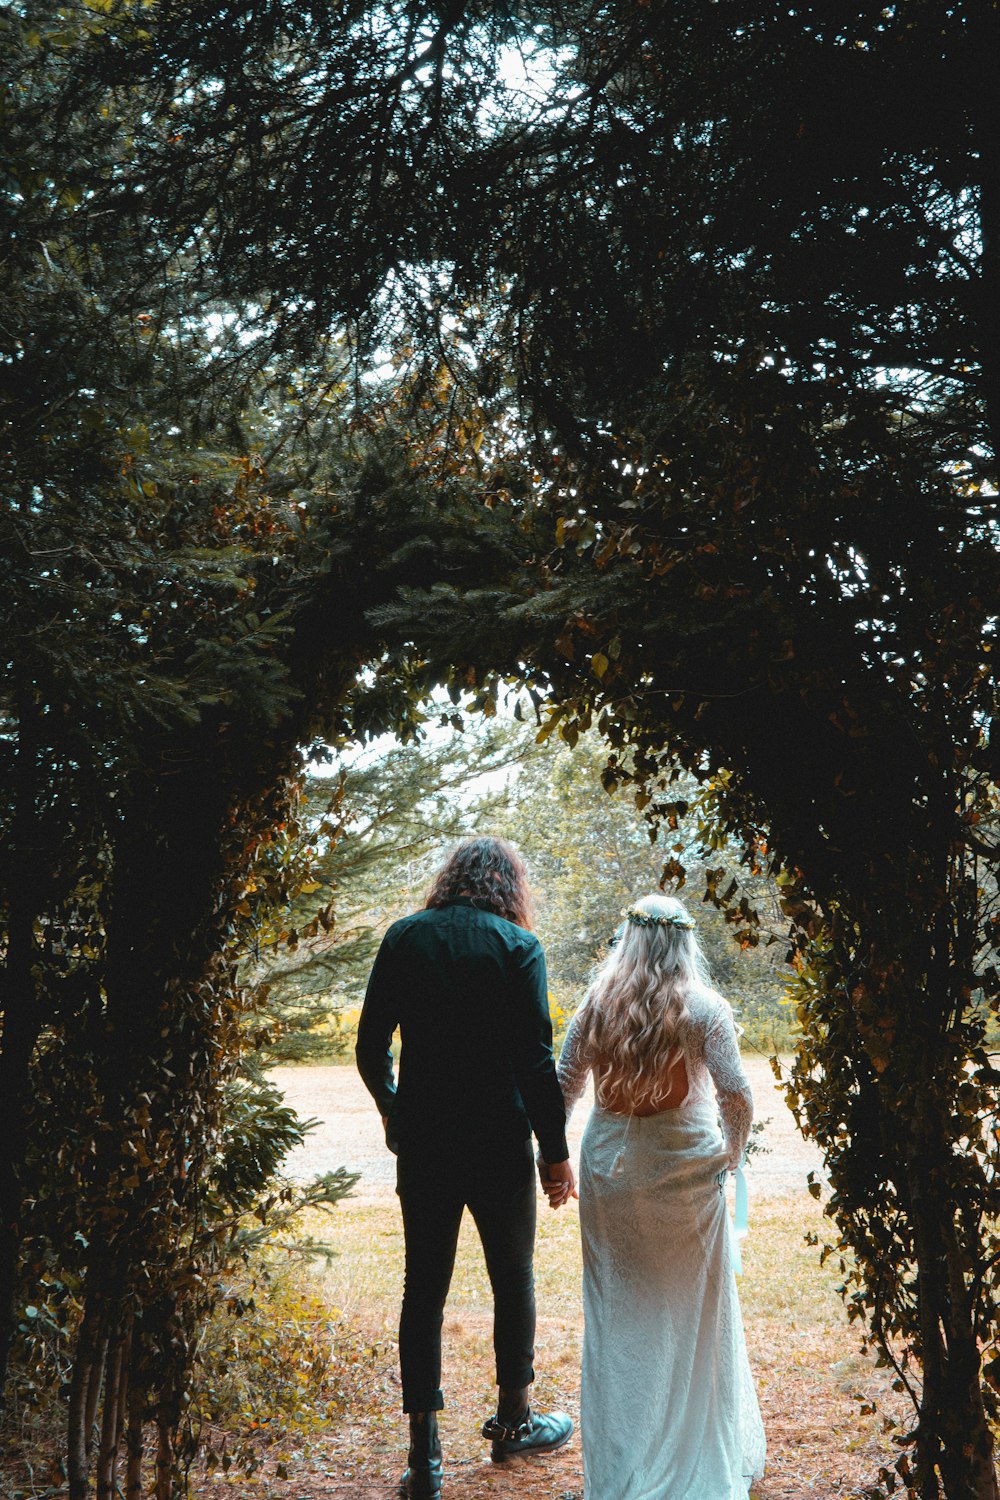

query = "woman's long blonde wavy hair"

[{"left": 575, "top": 894, "right": 712, "bottom": 1108}]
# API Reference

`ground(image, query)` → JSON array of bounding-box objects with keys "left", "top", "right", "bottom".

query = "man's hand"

[{"left": 538, "top": 1157, "right": 577, "bottom": 1209}]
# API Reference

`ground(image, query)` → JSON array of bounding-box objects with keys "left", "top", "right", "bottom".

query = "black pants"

[{"left": 396, "top": 1144, "right": 537, "bottom": 1413}]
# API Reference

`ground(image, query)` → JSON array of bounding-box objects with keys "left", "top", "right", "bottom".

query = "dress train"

[{"left": 579, "top": 1097, "right": 765, "bottom": 1500}]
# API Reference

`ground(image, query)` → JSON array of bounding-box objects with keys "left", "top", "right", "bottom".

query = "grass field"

[
  {"left": 190, "top": 1060, "right": 914, "bottom": 1498},
  {"left": 272, "top": 1188, "right": 908, "bottom": 1500},
  {"left": 1, "top": 1060, "right": 914, "bottom": 1500}
]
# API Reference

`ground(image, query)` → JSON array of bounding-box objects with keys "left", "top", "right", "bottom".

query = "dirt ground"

[
  {"left": 0, "top": 1059, "right": 923, "bottom": 1500},
  {"left": 269, "top": 1055, "right": 825, "bottom": 1204},
  {"left": 208, "top": 1060, "right": 908, "bottom": 1500}
]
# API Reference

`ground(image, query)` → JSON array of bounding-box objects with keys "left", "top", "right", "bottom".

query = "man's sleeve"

[
  {"left": 510, "top": 939, "right": 569, "bottom": 1165},
  {"left": 355, "top": 931, "right": 400, "bottom": 1118}
]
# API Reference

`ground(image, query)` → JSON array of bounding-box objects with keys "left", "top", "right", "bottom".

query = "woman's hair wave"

[
  {"left": 425, "top": 836, "right": 534, "bottom": 929},
  {"left": 575, "top": 893, "right": 712, "bottom": 1108}
]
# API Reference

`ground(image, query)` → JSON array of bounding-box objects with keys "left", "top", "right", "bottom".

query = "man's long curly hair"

[{"left": 425, "top": 836, "right": 534, "bottom": 929}]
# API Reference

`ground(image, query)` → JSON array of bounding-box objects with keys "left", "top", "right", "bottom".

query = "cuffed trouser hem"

[
  {"left": 495, "top": 1366, "right": 535, "bottom": 1390},
  {"left": 402, "top": 1390, "right": 445, "bottom": 1414},
  {"left": 396, "top": 1145, "right": 537, "bottom": 1418}
]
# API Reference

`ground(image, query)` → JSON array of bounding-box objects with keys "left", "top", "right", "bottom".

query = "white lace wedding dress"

[{"left": 557, "top": 992, "right": 766, "bottom": 1500}]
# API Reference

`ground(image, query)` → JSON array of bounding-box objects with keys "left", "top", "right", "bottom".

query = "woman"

[
  {"left": 356, "top": 836, "right": 574, "bottom": 1499},
  {"left": 554, "top": 893, "right": 766, "bottom": 1499}
]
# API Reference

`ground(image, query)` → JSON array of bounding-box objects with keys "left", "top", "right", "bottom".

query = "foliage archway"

[{"left": 3, "top": 3, "right": 999, "bottom": 1497}]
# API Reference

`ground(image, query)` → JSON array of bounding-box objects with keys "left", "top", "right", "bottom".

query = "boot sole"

[{"left": 490, "top": 1430, "right": 573, "bottom": 1462}]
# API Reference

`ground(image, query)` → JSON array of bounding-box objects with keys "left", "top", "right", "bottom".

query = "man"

[{"left": 356, "top": 836, "right": 575, "bottom": 1499}]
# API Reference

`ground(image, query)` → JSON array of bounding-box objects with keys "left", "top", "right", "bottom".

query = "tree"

[
  {"left": 245, "top": 725, "right": 536, "bottom": 1060},
  {"left": 5, "top": 1, "right": 999, "bottom": 1494},
  {"left": 249, "top": 721, "right": 791, "bottom": 1060},
  {"left": 500, "top": 732, "right": 790, "bottom": 1043},
  {"left": 365, "top": 5, "right": 1000, "bottom": 1494},
  {"left": 0, "top": 8, "right": 525, "bottom": 1484}
]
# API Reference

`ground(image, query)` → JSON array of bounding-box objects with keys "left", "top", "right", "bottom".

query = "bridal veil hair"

[{"left": 575, "top": 894, "right": 713, "bottom": 1108}]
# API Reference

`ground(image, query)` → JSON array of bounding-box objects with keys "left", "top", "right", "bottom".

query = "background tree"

[
  {"left": 5, "top": 1, "right": 999, "bottom": 1495},
  {"left": 246, "top": 722, "right": 791, "bottom": 1061},
  {"left": 1, "top": 9, "right": 526, "bottom": 1487},
  {"left": 503, "top": 732, "right": 790, "bottom": 1043},
  {"left": 363, "top": 5, "right": 1000, "bottom": 1494},
  {"left": 245, "top": 725, "right": 535, "bottom": 1061}
]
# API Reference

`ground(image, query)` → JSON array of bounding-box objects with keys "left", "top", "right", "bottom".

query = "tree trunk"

[
  {"left": 85, "top": 1335, "right": 109, "bottom": 1458},
  {"left": 96, "top": 1335, "right": 125, "bottom": 1500},
  {"left": 907, "top": 1142, "right": 1000, "bottom": 1498},
  {"left": 117, "top": 1324, "right": 132, "bottom": 1469},
  {"left": 0, "top": 687, "right": 43, "bottom": 1399},
  {"left": 68, "top": 1295, "right": 105, "bottom": 1500},
  {"left": 940, "top": 1231, "right": 1000, "bottom": 1500},
  {"left": 155, "top": 1414, "right": 173, "bottom": 1500},
  {"left": 0, "top": 943, "right": 42, "bottom": 1402},
  {"left": 126, "top": 1360, "right": 144, "bottom": 1500}
]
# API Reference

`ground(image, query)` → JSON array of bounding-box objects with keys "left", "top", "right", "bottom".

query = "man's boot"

[
  {"left": 481, "top": 1386, "right": 573, "bottom": 1461},
  {"left": 401, "top": 1412, "right": 443, "bottom": 1498}
]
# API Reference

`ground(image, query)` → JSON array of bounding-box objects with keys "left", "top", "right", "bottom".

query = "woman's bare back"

[{"left": 595, "top": 1048, "right": 689, "bottom": 1116}]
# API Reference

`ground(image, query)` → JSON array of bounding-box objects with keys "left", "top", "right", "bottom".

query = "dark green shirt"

[{"left": 356, "top": 898, "right": 569, "bottom": 1164}]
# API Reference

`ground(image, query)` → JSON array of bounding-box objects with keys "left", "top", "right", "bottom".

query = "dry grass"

[
  {"left": 3, "top": 1052, "right": 913, "bottom": 1499},
  {"left": 0, "top": 1198, "right": 903, "bottom": 1498},
  {"left": 191, "top": 1188, "right": 910, "bottom": 1500}
]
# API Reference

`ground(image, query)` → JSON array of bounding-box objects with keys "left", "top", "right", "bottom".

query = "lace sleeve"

[
  {"left": 556, "top": 1010, "right": 592, "bottom": 1124},
  {"left": 703, "top": 997, "right": 754, "bottom": 1169}
]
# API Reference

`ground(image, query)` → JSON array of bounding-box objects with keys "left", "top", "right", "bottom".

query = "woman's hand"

[{"left": 537, "top": 1156, "right": 578, "bottom": 1209}]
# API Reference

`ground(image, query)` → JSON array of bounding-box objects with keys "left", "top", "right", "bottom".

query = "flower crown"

[{"left": 621, "top": 903, "right": 695, "bottom": 930}]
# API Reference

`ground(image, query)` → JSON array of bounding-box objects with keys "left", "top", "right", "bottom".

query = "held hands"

[{"left": 537, "top": 1156, "right": 578, "bottom": 1210}]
